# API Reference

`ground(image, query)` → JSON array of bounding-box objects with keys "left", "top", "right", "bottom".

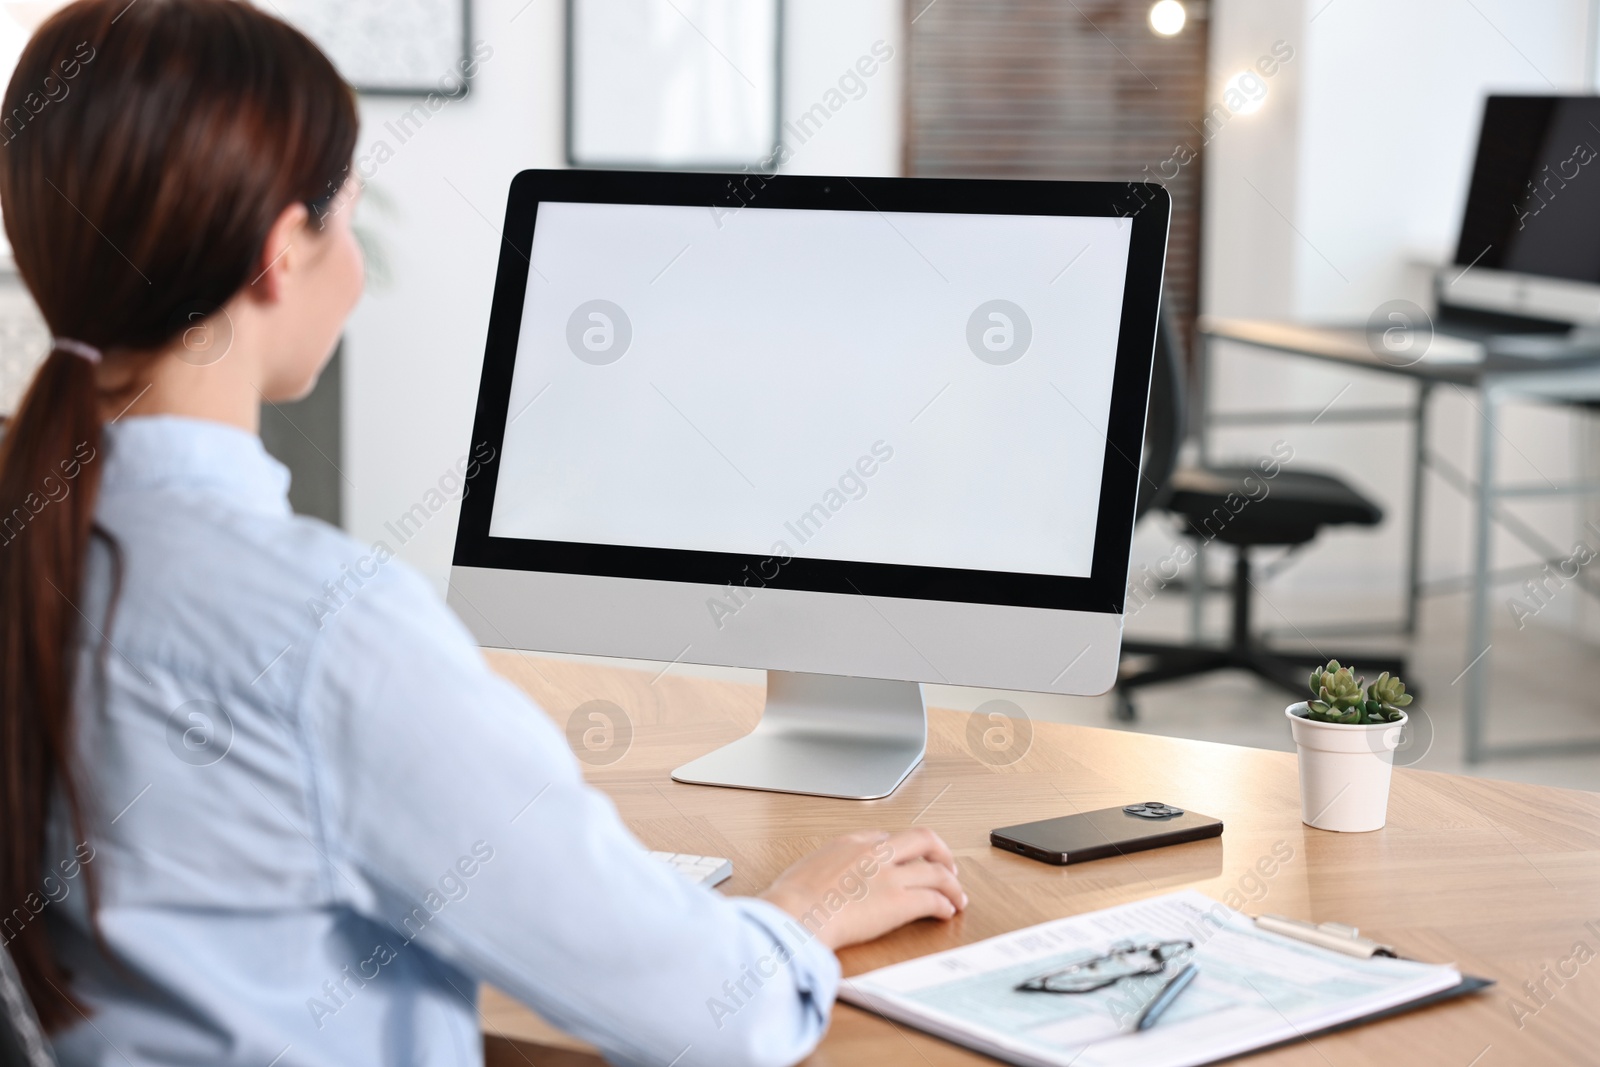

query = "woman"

[{"left": 0, "top": 3, "right": 966, "bottom": 1064}]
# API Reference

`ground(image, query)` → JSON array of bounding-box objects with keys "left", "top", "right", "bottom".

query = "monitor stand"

[{"left": 671, "top": 670, "right": 926, "bottom": 800}]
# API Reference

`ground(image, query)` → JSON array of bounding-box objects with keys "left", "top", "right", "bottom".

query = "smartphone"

[{"left": 991, "top": 803, "right": 1223, "bottom": 865}]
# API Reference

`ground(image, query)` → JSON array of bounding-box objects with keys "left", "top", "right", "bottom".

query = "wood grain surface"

[{"left": 478, "top": 651, "right": 1600, "bottom": 1066}]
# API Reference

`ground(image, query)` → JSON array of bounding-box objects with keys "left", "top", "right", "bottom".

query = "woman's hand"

[{"left": 758, "top": 828, "right": 967, "bottom": 951}]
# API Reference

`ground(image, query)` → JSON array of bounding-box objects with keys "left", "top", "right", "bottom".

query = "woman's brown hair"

[{"left": 0, "top": 0, "right": 356, "bottom": 1030}]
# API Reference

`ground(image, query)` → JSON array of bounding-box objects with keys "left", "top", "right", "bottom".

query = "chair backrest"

[
  {"left": 0, "top": 940, "right": 57, "bottom": 1067},
  {"left": 1136, "top": 310, "right": 1187, "bottom": 521}
]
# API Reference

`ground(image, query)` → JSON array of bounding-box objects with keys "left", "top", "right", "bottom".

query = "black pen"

[{"left": 1134, "top": 962, "right": 1199, "bottom": 1031}]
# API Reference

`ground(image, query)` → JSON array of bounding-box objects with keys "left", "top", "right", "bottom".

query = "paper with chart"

[{"left": 840, "top": 890, "right": 1462, "bottom": 1067}]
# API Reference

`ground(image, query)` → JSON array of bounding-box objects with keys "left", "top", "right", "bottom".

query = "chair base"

[
  {"left": 1115, "top": 546, "right": 1406, "bottom": 723},
  {"left": 1115, "top": 640, "right": 1407, "bottom": 722}
]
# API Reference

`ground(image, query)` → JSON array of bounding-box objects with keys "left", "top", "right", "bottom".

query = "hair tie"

[{"left": 52, "top": 338, "right": 102, "bottom": 364}]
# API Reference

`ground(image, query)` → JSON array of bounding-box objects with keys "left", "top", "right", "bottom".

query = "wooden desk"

[{"left": 480, "top": 651, "right": 1600, "bottom": 1066}]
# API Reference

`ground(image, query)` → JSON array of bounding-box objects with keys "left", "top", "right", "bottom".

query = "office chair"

[
  {"left": 1116, "top": 315, "right": 1406, "bottom": 721},
  {"left": 0, "top": 941, "right": 57, "bottom": 1067}
]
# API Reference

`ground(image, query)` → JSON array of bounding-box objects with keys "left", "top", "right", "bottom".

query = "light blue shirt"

[{"left": 47, "top": 416, "right": 839, "bottom": 1067}]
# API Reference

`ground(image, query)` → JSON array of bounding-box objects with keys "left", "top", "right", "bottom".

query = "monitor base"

[{"left": 671, "top": 671, "right": 926, "bottom": 800}]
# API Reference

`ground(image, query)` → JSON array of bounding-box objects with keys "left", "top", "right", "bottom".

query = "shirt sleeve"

[{"left": 296, "top": 558, "right": 840, "bottom": 1067}]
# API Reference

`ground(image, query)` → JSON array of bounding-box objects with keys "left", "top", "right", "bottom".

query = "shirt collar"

[{"left": 100, "top": 415, "right": 292, "bottom": 517}]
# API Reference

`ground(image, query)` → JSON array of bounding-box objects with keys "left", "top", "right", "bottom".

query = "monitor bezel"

[{"left": 453, "top": 169, "right": 1169, "bottom": 615}]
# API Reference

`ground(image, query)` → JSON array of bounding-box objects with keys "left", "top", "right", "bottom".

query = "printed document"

[{"left": 840, "top": 890, "right": 1462, "bottom": 1067}]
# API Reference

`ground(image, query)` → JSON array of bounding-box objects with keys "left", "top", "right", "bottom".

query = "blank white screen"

[{"left": 489, "top": 201, "right": 1132, "bottom": 579}]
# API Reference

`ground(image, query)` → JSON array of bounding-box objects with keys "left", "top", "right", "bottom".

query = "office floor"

[{"left": 930, "top": 585, "right": 1600, "bottom": 794}]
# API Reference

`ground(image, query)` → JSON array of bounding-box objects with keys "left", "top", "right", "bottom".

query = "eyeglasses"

[{"left": 1015, "top": 939, "right": 1194, "bottom": 994}]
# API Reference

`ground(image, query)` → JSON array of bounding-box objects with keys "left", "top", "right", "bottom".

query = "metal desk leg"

[
  {"left": 1465, "top": 386, "right": 1497, "bottom": 764},
  {"left": 1190, "top": 331, "right": 1212, "bottom": 641},
  {"left": 1404, "top": 381, "right": 1432, "bottom": 636},
  {"left": 1194, "top": 330, "right": 1212, "bottom": 466}
]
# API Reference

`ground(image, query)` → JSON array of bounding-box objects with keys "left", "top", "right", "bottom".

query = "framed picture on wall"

[
  {"left": 567, "top": 0, "right": 782, "bottom": 169},
  {"left": 274, "top": 0, "right": 473, "bottom": 98}
]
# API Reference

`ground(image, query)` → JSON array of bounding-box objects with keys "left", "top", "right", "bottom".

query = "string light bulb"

[{"left": 1149, "top": 0, "right": 1186, "bottom": 36}]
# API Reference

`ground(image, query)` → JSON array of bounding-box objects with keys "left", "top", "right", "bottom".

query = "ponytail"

[{"left": 0, "top": 344, "right": 106, "bottom": 1029}]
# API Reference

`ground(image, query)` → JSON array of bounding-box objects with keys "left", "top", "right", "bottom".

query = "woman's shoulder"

[{"left": 91, "top": 501, "right": 461, "bottom": 700}]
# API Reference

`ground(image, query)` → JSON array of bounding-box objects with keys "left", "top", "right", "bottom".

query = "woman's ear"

[{"left": 248, "top": 201, "right": 311, "bottom": 303}]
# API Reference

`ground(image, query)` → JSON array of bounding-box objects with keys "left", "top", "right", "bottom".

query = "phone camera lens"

[{"left": 1124, "top": 802, "right": 1183, "bottom": 819}]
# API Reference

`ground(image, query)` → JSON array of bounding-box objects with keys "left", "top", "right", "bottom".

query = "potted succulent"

[{"left": 1285, "top": 661, "right": 1412, "bottom": 832}]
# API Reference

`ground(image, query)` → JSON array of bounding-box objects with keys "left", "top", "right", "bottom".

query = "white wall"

[
  {"left": 342, "top": 0, "right": 563, "bottom": 591},
  {"left": 342, "top": 0, "right": 905, "bottom": 591},
  {"left": 1195, "top": 0, "right": 1597, "bottom": 630},
  {"left": 779, "top": 0, "right": 905, "bottom": 177}
]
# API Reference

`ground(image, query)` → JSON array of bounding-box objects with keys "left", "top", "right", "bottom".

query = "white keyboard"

[{"left": 651, "top": 851, "right": 733, "bottom": 887}]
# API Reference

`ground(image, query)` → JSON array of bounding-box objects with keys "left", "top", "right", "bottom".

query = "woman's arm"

[{"left": 299, "top": 560, "right": 961, "bottom": 1067}]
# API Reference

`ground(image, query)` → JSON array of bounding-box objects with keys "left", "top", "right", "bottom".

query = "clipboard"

[
  {"left": 840, "top": 890, "right": 1495, "bottom": 1067},
  {"left": 1205, "top": 976, "right": 1494, "bottom": 1066}
]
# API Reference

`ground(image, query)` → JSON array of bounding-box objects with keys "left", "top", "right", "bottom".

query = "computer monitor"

[
  {"left": 448, "top": 170, "right": 1169, "bottom": 799},
  {"left": 1446, "top": 95, "right": 1600, "bottom": 326}
]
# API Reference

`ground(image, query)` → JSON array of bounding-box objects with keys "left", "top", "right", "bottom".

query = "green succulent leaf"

[
  {"left": 1300, "top": 661, "right": 1415, "bottom": 724},
  {"left": 1366, "top": 672, "right": 1410, "bottom": 711}
]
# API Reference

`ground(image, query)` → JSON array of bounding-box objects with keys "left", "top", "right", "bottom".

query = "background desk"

[
  {"left": 1196, "top": 317, "right": 1600, "bottom": 763},
  {"left": 479, "top": 652, "right": 1600, "bottom": 1066}
]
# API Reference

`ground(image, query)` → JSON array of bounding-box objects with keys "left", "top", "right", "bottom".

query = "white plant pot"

[{"left": 1286, "top": 702, "right": 1407, "bottom": 832}]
